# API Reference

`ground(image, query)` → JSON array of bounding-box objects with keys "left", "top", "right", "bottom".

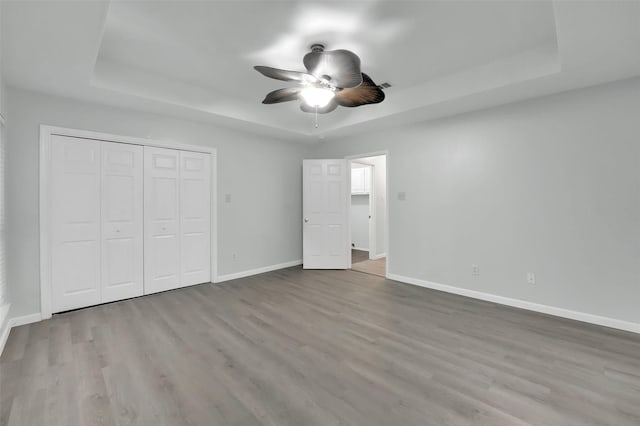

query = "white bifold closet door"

[
  {"left": 101, "top": 141, "right": 144, "bottom": 303},
  {"left": 50, "top": 136, "right": 143, "bottom": 313},
  {"left": 144, "top": 147, "right": 180, "bottom": 294},
  {"left": 144, "top": 147, "right": 211, "bottom": 294},
  {"left": 180, "top": 151, "right": 211, "bottom": 286}
]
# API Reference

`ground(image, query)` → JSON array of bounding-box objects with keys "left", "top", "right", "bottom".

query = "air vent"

[{"left": 378, "top": 82, "right": 392, "bottom": 89}]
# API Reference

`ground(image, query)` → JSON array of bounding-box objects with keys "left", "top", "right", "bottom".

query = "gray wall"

[
  {"left": 6, "top": 75, "right": 640, "bottom": 326},
  {"left": 0, "top": 2, "right": 10, "bottom": 334},
  {"left": 350, "top": 194, "right": 370, "bottom": 250},
  {"left": 6, "top": 87, "right": 306, "bottom": 317},
  {"left": 313, "top": 76, "right": 640, "bottom": 324}
]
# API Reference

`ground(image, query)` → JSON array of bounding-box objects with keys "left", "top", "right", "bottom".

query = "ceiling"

[{"left": 2, "top": 1, "right": 640, "bottom": 143}]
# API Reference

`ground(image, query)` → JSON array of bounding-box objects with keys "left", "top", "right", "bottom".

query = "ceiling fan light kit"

[
  {"left": 300, "top": 87, "right": 335, "bottom": 108},
  {"left": 254, "top": 43, "right": 386, "bottom": 126}
]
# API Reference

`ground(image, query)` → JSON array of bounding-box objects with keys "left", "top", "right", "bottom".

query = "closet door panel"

[
  {"left": 51, "top": 135, "right": 101, "bottom": 312},
  {"left": 144, "top": 147, "right": 181, "bottom": 294},
  {"left": 101, "top": 142, "right": 144, "bottom": 303},
  {"left": 180, "top": 151, "right": 211, "bottom": 286}
]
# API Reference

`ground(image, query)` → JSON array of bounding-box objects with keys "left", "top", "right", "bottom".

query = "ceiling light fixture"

[
  {"left": 254, "top": 43, "right": 387, "bottom": 129},
  {"left": 301, "top": 87, "right": 335, "bottom": 108},
  {"left": 254, "top": 43, "right": 386, "bottom": 116}
]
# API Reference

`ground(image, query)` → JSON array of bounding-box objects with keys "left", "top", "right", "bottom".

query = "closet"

[
  {"left": 144, "top": 147, "right": 211, "bottom": 295},
  {"left": 49, "top": 135, "right": 211, "bottom": 313}
]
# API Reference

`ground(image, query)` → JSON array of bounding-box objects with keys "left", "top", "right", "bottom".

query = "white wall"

[
  {"left": 313, "top": 76, "right": 640, "bottom": 326},
  {"left": 355, "top": 155, "right": 386, "bottom": 257},
  {"left": 0, "top": 2, "right": 11, "bottom": 345},
  {"left": 351, "top": 194, "right": 370, "bottom": 250},
  {"left": 0, "top": 1, "right": 4, "bottom": 118},
  {"left": 5, "top": 87, "right": 306, "bottom": 318},
  {"left": 5, "top": 74, "right": 640, "bottom": 331}
]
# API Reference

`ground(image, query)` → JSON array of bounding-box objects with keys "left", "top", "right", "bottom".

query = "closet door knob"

[{"left": 304, "top": 218, "right": 310, "bottom": 223}]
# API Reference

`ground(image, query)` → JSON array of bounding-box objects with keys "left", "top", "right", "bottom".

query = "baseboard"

[
  {"left": 9, "top": 313, "right": 43, "bottom": 328},
  {"left": 387, "top": 273, "right": 640, "bottom": 335},
  {"left": 0, "top": 304, "right": 11, "bottom": 356},
  {"left": 352, "top": 246, "right": 369, "bottom": 252},
  {"left": 371, "top": 252, "right": 386, "bottom": 260},
  {"left": 0, "top": 311, "right": 43, "bottom": 356},
  {"left": 216, "top": 260, "right": 303, "bottom": 283}
]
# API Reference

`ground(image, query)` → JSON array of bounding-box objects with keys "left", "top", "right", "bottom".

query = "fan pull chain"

[{"left": 315, "top": 106, "right": 319, "bottom": 128}]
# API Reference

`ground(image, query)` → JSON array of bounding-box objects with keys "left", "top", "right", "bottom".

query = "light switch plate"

[
  {"left": 527, "top": 272, "right": 536, "bottom": 284},
  {"left": 472, "top": 264, "right": 480, "bottom": 275}
]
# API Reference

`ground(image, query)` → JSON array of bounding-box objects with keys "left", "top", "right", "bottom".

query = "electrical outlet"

[
  {"left": 232, "top": 253, "right": 238, "bottom": 261},
  {"left": 472, "top": 264, "right": 480, "bottom": 276},
  {"left": 527, "top": 272, "right": 536, "bottom": 284}
]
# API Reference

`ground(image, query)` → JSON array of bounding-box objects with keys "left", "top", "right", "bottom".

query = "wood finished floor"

[
  {"left": 352, "top": 259, "right": 386, "bottom": 278},
  {"left": 2, "top": 267, "right": 640, "bottom": 425},
  {"left": 351, "top": 249, "right": 370, "bottom": 264},
  {"left": 351, "top": 249, "right": 386, "bottom": 277}
]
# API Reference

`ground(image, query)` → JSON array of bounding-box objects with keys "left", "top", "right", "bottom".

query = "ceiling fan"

[{"left": 254, "top": 44, "right": 386, "bottom": 116}]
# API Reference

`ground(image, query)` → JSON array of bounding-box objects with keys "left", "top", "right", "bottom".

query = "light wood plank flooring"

[
  {"left": 352, "top": 259, "right": 386, "bottom": 277},
  {"left": 351, "top": 249, "right": 370, "bottom": 264},
  {"left": 351, "top": 249, "right": 386, "bottom": 277},
  {"left": 2, "top": 267, "right": 640, "bottom": 425}
]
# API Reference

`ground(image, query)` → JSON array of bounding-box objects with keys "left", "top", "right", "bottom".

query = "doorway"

[{"left": 348, "top": 153, "right": 387, "bottom": 277}]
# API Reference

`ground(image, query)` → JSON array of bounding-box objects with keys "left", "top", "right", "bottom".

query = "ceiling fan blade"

[
  {"left": 303, "top": 49, "right": 362, "bottom": 89},
  {"left": 334, "top": 73, "right": 385, "bottom": 107},
  {"left": 262, "top": 88, "right": 301, "bottom": 104},
  {"left": 254, "top": 66, "right": 318, "bottom": 83},
  {"left": 300, "top": 99, "right": 339, "bottom": 114}
]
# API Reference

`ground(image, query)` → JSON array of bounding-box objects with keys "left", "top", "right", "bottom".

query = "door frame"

[
  {"left": 39, "top": 125, "right": 218, "bottom": 319},
  {"left": 350, "top": 161, "right": 375, "bottom": 256},
  {"left": 345, "top": 151, "right": 389, "bottom": 277}
]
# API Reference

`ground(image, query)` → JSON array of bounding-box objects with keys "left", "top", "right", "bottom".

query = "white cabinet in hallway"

[{"left": 351, "top": 165, "right": 371, "bottom": 194}]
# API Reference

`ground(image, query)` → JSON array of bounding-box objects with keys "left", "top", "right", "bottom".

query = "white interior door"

[
  {"left": 144, "top": 147, "right": 181, "bottom": 294},
  {"left": 51, "top": 135, "right": 101, "bottom": 312},
  {"left": 101, "top": 142, "right": 144, "bottom": 303},
  {"left": 180, "top": 151, "right": 211, "bottom": 286},
  {"left": 303, "top": 159, "right": 350, "bottom": 269}
]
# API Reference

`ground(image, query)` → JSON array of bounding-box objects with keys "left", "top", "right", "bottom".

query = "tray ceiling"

[{"left": 3, "top": 1, "right": 640, "bottom": 142}]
